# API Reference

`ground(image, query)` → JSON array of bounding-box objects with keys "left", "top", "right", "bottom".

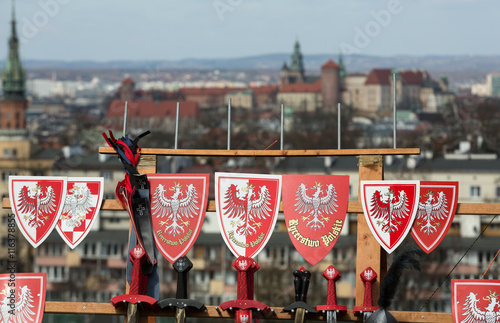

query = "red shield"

[
  {"left": 0, "top": 272, "right": 47, "bottom": 323},
  {"left": 56, "top": 177, "right": 104, "bottom": 249},
  {"left": 360, "top": 180, "right": 420, "bottom": 254},
  {"left": 452, "top": 279, "right": 500, "bottom": 322},
  {"left": 411, "top": 181, "right": 458, "bottom": 254},
  {"left": 282, "top": 175, "right": 349, "bottom": 265},
  {"left": 9, "top": 176, "right": 67, "bottom": 248},
  {"left": 149, "top": 174, "right": 210, "bottom": 264},
  {"left": 216, "top": 173, "right": 282, "bottom": 258}
]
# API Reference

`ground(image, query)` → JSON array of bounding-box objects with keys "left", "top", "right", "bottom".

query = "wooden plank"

[
  {"left": 355, "top": 155, "right": 385, "bottom": 307},
  {"left": 3, "top": 198, "right": 500, "bottom": 215},
  {"left": 43, "top": 302, "right": 452, "bottom": 322},
  {"left": 99, "top": 147, "right": 420, "bottom": 157},
  {"left": 456, "top": 203, "right": 500, "bottom": 215}
]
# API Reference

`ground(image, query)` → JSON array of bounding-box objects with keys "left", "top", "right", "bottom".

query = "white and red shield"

[
  {"left": 452, "top": 279, "right": 500, "bottom": 322},
  {"left": 216, "top": 172, "right": 282, "bottom": 259},
  {"left": 149, "top": 174, "right": 210, "bottom": 264},
  {"left": 360, "top": 180, "right": 420, "bottom": 254},
  {"left": 56, "top": 177, "right": 104, "bottom": 249},
  {"left": 411, "top": 181, "right": 458, "bottom": 254},
  {"left": 282, "top": 175, "right": 349, "bottom": 265},
  {"left": 0, "top": 272, "right": 46, "bottom": 323},
  {"left": 9, "top": 176, "right": 67, "bottom": 248}
]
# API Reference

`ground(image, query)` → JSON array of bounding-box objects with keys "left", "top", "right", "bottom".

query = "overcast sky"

[{"left": 1, "top": 0, "right": 499, "bottom": 61}]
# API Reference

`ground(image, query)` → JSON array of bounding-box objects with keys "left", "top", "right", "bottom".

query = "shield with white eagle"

[
  {"left": 56, "top": 177, "right": 104, "bottom": 249},
  {"left": 9, "top": 176, "right": 67, "bottom": 248},
  {"left": 411, "top": 181, "right": 458, "bottom": 254},
  {"left": 216, "top": 173, "right": 282, "bottom": 259},
  {"left": 149, "top": 174, "right": 210, "bottom": 264},
  {"left": 282, "top": 175, "right": 349, "bottom": 265},
  {"left": 360, "top": 180, "right": 420, "bottom": 254},
  {"left": 0, "top": 272, "right": 46, "bottom": 323},
  {"left": 452, "top": 279, "right": 500, "bottom": 323}
]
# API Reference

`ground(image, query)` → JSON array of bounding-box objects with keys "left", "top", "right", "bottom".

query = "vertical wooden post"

[
  {"left": 355, "top": 155, "right": 387, "bottom": 307},
  {"left": 124, "top": 154, "right": 157, "bottom": 323}
]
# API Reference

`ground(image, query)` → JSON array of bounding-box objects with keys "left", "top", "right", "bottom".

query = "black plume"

[{"left": 378, "top": 249, "right": 425, "bottom": 309}]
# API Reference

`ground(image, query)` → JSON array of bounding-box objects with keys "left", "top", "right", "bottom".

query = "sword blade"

[
  {"left": 363, "top": 311, "right": 372, "bottom": 322},
  {"left": 127, "top": 303, "right": 139, "bottom": 323},
  {"left": 176, "top": 307, "right": 186, "bottom": 323},
  {"left": 294, "top": 308, "right": 306, "bottom": 323},
  {"left": 326, "top": 310, "right": 337, "bottom": 323}
]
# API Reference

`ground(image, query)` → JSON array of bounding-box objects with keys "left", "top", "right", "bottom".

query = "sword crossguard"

[{"left": 353, "top": 267, "right": 379, "bottom": 316}]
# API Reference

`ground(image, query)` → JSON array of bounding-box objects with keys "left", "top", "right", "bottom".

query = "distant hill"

[{"left": 3, "top": 54, "right": 500, "bottom": 73}]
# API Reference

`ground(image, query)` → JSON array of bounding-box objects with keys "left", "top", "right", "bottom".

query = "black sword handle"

[
  {"left": 300, "top": 270, "right": 311, "bottom": 303},
  {"left": 174, "top": 256, "right": 193, "bottom": 300}
]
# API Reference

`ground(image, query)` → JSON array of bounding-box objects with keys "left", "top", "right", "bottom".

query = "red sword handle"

[
  {"left": 129, "top": 245, "right": 148, "bottom": 295},
  {"left": 360, "top": 267, "right": 377, "bottom": 307},
  {"left": 363, "top": 279, "right": 373, "bottom": 307},
  {"left": 326, "top": 278, "right": 338, "bottom": 306},
  {"left": 322, "top": 265, "right": 341, "bottom": 306}
]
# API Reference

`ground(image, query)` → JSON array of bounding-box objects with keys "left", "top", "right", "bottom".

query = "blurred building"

[
  {"left": 278, "top": 41, "right": 342, "bottom": 113},
  {"left": 343, "top": 69, "right": 454, "bottom": 114}
]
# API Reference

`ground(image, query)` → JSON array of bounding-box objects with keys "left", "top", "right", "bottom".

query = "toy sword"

[
  {"left": 282, "top": 267, "right": 317, "bottom": 323},
  {"left": 316, "top": 265, "right": 346, "bottom": 323},
  {"left": 111, "top": 245, "right": 158, "bottom": 322},
  {"left": 220, "top": 256, "right": 270, "bottom": 323},
  {"left": 158, "top": 256, "right": 205, "bottom": 323},
  {"left": 353, "top": 267, "right": 379, "bottom": 322}
]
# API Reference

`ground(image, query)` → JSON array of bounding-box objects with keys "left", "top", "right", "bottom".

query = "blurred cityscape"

[{"left": 1, "top": 2, "right": 500, "bottom": 323}]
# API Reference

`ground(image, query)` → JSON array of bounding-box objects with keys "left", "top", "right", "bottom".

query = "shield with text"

[
  {"left": 452, "top": 279, "right": 500, "bottom": 322},
  {"left": 149, "top": 174, "right": 210, "bottom": 264},
  {"left": 216, "top": 173, "right": 282, "bottom": 259},
  {"left": 360, "top": 180, "right": 419, "bottom": 254},
  {"left": 282, "top": 175, "right": 349, "bottom": 265},
  {"left": 411, "top": 181, "right": 458, "bottom": 254},
  {"left": 0, "top": 272, "right": 47, "bottom": 323},
  {"left": 9, "top": 176, "right": 67, "bottom": 248},
  {"left": 56, "top": 177, "right": 104, "bottom": 249}
]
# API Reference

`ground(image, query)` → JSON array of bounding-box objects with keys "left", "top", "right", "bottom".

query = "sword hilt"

[
  {"left": 233, "top": 256, "right": 254, "bottom": 300},
  {"left": 360, "top": 267, "right": 377, "bottom": 307},
  {"left": 283, "top": 267, "right": 317, "bottom": 315},
  {"left": 129, "top": 245, "right": 148, "bottom": 295},
  {"left": 322, "top": 265, "right": 341, "bottom": 306},
  {"left": 173, "top": 256, "right": 193, "bottom": 300}
]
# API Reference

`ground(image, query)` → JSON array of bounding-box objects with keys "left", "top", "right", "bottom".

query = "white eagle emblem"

[
  {"left": 416, "top": 190, "right": 448, "bottom": 235},
  {"left": 369, "top": 188, "right": 410, "bottom": 233},
  {"left": 61, "top": 184, "right": 94, "bottom": 229},
  {"left": 223, "top": 183, "right": 272, "bottom": 237},
  {"left": 461, "top": 290, "right": 500, "bottom": 323},
  {"left": 151, "top": 182, "right": 199, "bottom": 236},
  {"left": 294, "top": 182, "right": 338, "bottom": 231},
  {"left": 17, "top": 184, "right": 56, "bottom": 228},
  {"left": 0, "top": 284, "right": 36, "bottom": 323}
]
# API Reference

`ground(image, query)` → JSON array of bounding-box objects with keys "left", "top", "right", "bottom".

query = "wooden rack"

[{"left": 5, "top": 146, "right": 499, "bottom": 322}]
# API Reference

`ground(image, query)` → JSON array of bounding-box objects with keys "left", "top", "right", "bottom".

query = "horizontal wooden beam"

[
  {"left": 3, "top": 198, "right": 500, "bottom": 215},
  {"left": 44, "top": 302, "right": 452, "bottom": 322},
  {"left": 99, "top": 147, "right": 420, "bottom": 157}
]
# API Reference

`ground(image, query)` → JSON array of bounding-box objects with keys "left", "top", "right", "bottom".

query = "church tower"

[
  {"left": 1, "top": 0, "right": 27, "bottom": 135},
  {"left": 287, "top": 40, "right": 305, "bottom": 84}
]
